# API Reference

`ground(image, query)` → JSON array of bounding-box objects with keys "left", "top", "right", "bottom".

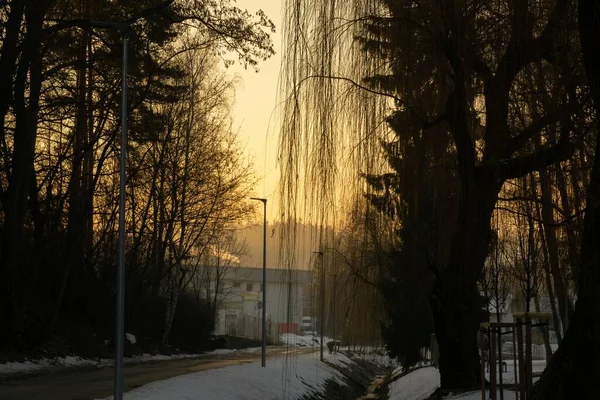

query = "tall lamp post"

[
  {"left": 313, "top": 251, "right": 325, "bottom": 361},
  {"left": 333, "top": 272, "right": 337, "bottom": 354},
  {"left": 89, "top": 20, "right": 129, "bottom": 400},
  {"left": 250, "top": 197, "right": 267, "bottom": 367}
]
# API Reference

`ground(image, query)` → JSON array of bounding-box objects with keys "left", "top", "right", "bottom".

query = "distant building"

[{"left": 203, "top": 266, "right": 313, "bottom": 338}]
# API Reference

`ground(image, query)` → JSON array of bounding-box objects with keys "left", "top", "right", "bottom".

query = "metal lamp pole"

[
  {"left": 250, "top": 197, "right": 267, "bottom": 367},
  {"left": 313, "top": 251, "right": 325, "bottom": 361},
  {"left": 333, "top": 272, "right": 337, "bottom": 354},
  {"left": 90, "top": 20, "right": 130, "bottom": 400}
]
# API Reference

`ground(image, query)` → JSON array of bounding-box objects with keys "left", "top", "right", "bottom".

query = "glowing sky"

[{"left": 227, "top": 0, "right": 283, "bottom": 221}]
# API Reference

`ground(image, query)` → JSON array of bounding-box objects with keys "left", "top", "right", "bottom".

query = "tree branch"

[
  {"left": 485, "top": 0, "right": 571, "bottom": 155},
  {"left": 45, "top": 1, "right": 174, "bottom": 34},
  {"left": 296, "top": 74, "right": 447, "bottom": 130},
  {"left": 502, "top": 104, "right": 575, "bottom": 158},
  {"left": 500, "top": 131, "right": 573, "bottom": 180}
]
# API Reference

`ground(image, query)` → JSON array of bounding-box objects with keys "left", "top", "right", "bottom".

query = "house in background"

[
  {"left": 205, "top": 266, "right": 313, "bottom": 339},
  {"left": 487, "top": 293, "right": 514, "bottom": 324},
  {"left": 486, "top": 290, "right": 562, "bottom": 346}
]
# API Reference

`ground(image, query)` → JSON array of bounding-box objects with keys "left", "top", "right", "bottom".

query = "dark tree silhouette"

[{"left": 530, "top": 1, "right": 600, "bottom": 397}]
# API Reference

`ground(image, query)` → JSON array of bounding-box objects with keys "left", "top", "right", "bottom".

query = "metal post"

[
  {"left": 88, "top": 22, "right": 131, "bottom": 400},
  {"left": 516, "top": 318, "right": 526, "bottom": 400},
  {"left": 251, "top": 197, "right": 267, "bottom": 367},
  {"left": 313, "top": 251, "right": 325, "bottom": 361},
  {"left": 498, "top": 325, "right": 504, "bottom": 400},
  {"left": 513, "top": 328, "right": 519, "bottom": 400},
  {"left": 490, "top": 327, "right": 497, "bottom": 400},
  {"left": 114, "top": 32, "right": 128, "bottom": 400},
  {"left": 525, "top": 317, "right": 533, "bottom": 396},
  {"left": 479, "top": 329, "right": 486, "bottom": 400},
  {"left": 320, "top": 253, "right": 325, "bottom": 361},
  {"left": 332, "top": 272, "right": 336, "bottom": 354},
  {"left": 261, "top": 200, "right": 266, "bottom": 367}
]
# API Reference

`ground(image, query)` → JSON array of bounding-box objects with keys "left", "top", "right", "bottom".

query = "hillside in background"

[{"left": 236, "top": 222, "right": 321, "bottom": 270}]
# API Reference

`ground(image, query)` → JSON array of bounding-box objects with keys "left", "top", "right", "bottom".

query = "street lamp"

[
  {"left": 332, "top": 272, "right": 337, "bottom": 354},
  {"left": 313, "top": 251, "right": 325, "bottom": 361},
  {"left": 89, "top": 20, "right": 130, "bottom": 400},
  {"left": 250, "top": 197, "right": 267, "bottom": 367}
]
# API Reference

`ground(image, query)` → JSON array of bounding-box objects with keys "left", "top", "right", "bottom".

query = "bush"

[{"left": 168, "top": 293, "right": 214, "bottom": 352}]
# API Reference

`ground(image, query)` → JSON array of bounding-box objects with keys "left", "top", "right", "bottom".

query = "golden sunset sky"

[{"left": 228, "top": 0, "right": 283, "bottom": 222}]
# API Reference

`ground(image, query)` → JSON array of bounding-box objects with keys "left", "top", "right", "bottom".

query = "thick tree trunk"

[
  {"left": 530, "top": 308, "right": 600, "bottom": 399},
  {"left": 430, "top": 277, "right": 483, "bottom": 389},
  {"left": 530, "top": 1, "right": 600, "bottom": 397},
  {"left": 430, "top": 168, "right": 500, "bottom": 389}
]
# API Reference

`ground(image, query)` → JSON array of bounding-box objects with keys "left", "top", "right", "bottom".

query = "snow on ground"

[
  {"left": 346, "top": 348, "right": 395, "bottom": 369},
  {"left": 279, "top": 333, "right": 327, "bottom": 347},
  {"left": 0, "top": 347, "right": 268, "bottom": 379},
  {"left": 482, "top": 359, "right": 546, "bottom": 384},
  {"left": 387, "top": 365, "right": 533, "bottom": 400},
  {"left": 450, "top": 391, "right": 517, "bottom": 400},
  {"left": 0, "top": 356, "right": 101, "bottom": 376},
  {"left": 99, "top": 350, "right": 352, "bottom": 400},
  {"left": 388, "top": 367, "right": 440, "bottom": 400},
  {"left": 126, "top": 333, "right": 137, "bottom": 345}
]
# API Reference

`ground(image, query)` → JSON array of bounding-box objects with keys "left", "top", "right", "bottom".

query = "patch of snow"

[
  {"left": 98, "top": 351, "right": 353, "bottom": 400},
  {"left": 388, "top": 366, "right": 524, "bottom": 400},
  {"left": 0, "top": 346, "right": 292, "bottom": 379},
  {"left": 128, "top": 353, "right": 202, "bottom": 363},
  {"left": 204, "top": 348, "right": 238, "bottom": 356},
  {"left": 449, "top": 391, "right": 517, "bottom": 400},
  {"left": 279, "top": 333, "right": 337, "bottom": 347},
  {"left": 0, "top": 353, "right": 206, "bottom": 379},
  {"left": 389, "top": 367, "right": 440, "bottom": 400},
  {"left": 237, "top": 346, "right": 263, "bottom": 354},
  {"left": 126, "top": 333, "right": 137, "bottom": 345},
  {"left": 355, "top": 351, "right": 395, "bottom": 369},
  {"left": 0, "top": 356, "right": 102, "bottom": 377}
]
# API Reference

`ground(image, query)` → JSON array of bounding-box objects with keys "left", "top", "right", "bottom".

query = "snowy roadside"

[
  {"left": 387, "top": 366, "right": 526, "bottom": 400},
  {"left": 98, "top": 350, "right": 356, "bottom": 400},
  {"left": 0, "top": 332, "right": 331, "bottom": 380},
  {"left": 0, "top": 347, "right": 261, "bottom": 382},
  {"left": 0, "top": 332, "right": 335, "bottom": 382}
]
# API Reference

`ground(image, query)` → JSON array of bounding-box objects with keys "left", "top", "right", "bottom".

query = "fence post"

[
  {"left": 525, "top": 317, "right": 533, "bottom": 395},
  {"left": 512, "top": 328, "right": 519, "bottom": 400},
  {"left": 516, "top": 318, "right": 526, "bottom": 400},
  {"left": 480, "top": 329, "right": 486, "bottom": 400},
  {"left": 490, "top": 327, "right": 497, "bottom": 400}
]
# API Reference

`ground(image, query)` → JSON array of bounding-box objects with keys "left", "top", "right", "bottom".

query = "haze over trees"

[
  {"left": 279, "top": 0, "right": 599, "bottom": 397},
  {"left": 0, "top": 0, "right": 274, "bottom": 353}
]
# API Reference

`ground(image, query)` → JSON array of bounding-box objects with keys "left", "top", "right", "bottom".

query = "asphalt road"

[{"left": 0, "top": 347, "right": 314, "bottom": 400}]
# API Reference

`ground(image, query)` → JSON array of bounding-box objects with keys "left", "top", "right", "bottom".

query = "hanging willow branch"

[{"left": 277, "top": 0, "right": 393, "bottom": 269}]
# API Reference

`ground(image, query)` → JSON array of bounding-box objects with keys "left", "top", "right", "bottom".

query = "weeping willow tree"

[
  {"left": 279, "top": 0, "right": 584, "bottom": 390},
  {"left": 277, "top": 0, "right": 392, "bottom": 352}
]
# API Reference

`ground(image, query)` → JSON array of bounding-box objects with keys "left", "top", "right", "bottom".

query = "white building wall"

[{"left": 206, "top": 267, "right": 311, "bottom": 336}]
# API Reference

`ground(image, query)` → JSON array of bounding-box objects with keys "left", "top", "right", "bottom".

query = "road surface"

[{"left": 0, "top": 347, "right": 314, "bottom": 400}]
